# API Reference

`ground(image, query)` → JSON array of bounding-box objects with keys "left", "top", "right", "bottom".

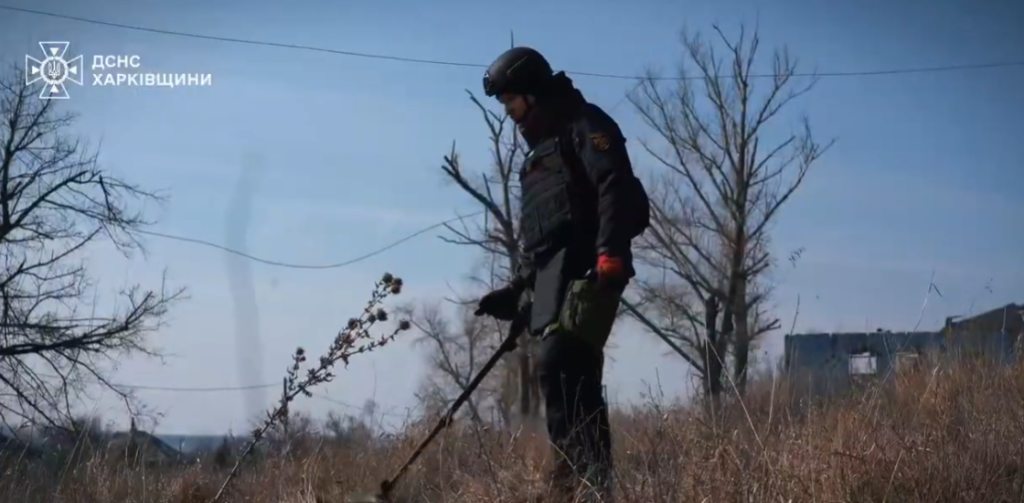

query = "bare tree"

[
  {"left": 0, "top": 65, "right": 182, "bottom": 427},
  {"left": 323, "top": 410, "right": 374, "bottom": 448},
  {"left": 263, "top": 410, "right": 319, "bottom": 460},
  {"left": 630, "top": 24, "right": 833, "bottom": 396},
  {"left": 437, "top": 91, "right": 542, "bottom": 424},
  {"left": 403, "top": 301, "right": 501, "bottom": 428}
]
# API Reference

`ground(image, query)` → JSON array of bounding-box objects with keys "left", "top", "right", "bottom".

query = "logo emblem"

[{"left": 25, "top": 42, "right": 83, "bottom": 100}]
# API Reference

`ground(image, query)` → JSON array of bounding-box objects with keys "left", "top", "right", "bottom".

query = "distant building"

[
  {"left": 944, "top": 303, "right": 1023, "bottom": 341},
  {"left": 106, "top": 429, "right": 185, "bottom": 466},
  {"left": 4, "top": 418, "right": 186, "bottom": 468},
  {"left": 783, "top": 303, "right": 1020, "bottom": 397}
]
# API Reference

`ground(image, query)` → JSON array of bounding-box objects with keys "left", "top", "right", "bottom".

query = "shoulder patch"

[{"left": 589, "top": 132, "right": 611, "bottom": 151}]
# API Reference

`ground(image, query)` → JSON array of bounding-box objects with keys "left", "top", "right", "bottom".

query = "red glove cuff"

[{"left": 597, "top": 255, "right": 625, "bottom": 280}]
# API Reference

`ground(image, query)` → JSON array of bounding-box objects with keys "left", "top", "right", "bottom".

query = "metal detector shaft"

[{"left": 375, "top": 305, "right": 530, "bottom": 499}]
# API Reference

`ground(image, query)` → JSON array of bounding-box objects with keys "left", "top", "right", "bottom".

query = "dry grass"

[{"left": 3, "top": 355, "right": 1023, "bottom": 503}]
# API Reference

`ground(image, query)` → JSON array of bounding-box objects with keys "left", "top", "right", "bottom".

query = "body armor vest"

[{"left": 518, "top": 134, "right": 594, "bottom": 258}]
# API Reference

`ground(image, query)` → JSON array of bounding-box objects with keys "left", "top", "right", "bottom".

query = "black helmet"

[{"left": 482, "top": 46, "right": 554, "bottom": 97}]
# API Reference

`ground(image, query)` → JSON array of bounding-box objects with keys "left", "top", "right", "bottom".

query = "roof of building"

[
  {"left": 106, "top": 429, "right": 183, "bottom": 463},
  {"left": 785, "top": 302, "right": 1022, "bottom": 339}
]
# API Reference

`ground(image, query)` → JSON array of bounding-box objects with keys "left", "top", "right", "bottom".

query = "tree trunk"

[
  {"left": 731, "top": 336, "right": 750, "bottom": 395},
  {"left": 701, "top": 297, "right": 727, "bottom": 398},
  {"left": 732, "top": 281, "right": 752, "bottom": 395}
]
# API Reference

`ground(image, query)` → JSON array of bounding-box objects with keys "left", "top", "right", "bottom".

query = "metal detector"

[{"left": 346, "top": 304, "right": 530, "bottom": 503}]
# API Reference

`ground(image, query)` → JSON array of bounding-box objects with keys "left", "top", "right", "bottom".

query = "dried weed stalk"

[{"left": 210, "top": 272, "right": 411, "bottom": 503}]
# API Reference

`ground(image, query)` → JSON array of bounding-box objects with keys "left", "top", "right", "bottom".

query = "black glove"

[{"left": 474, "top": 284, "right": 521, "bottom": 321}]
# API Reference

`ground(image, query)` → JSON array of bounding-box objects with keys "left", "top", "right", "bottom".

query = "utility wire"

[
  {"left": 3, "top": 5, "right": 1023, "bottom": 81},
  {"left": 135, "top": 209, "right": 484, "bottom": 270},
  {"left": 31, "top": 372, "right": 278, "bottom": 392},
  {"left": 313, "top": 393, "right": 414, "bottom": 418},
  {"left": 73, "top": 210, "right": 485, "bottom": 401},
  {"left": 50, "top": 372, "right": 407, "bottom": 415},
  {"left": 110, "top": 381, "right": 277, "bottom": 392},
  {"left": 103, "top": 377, "right": 410, "bottom": 417}
]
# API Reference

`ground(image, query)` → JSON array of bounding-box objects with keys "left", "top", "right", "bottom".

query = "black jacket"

[{"left": 513, "top": 74, "right": 637, "bottom": 332}]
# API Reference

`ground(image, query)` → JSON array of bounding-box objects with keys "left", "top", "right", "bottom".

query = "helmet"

[{"left": 482, "top": 46, "right": 554, "bottom": 97}]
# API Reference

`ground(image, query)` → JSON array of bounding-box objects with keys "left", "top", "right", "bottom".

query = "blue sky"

[{"left": 1, "top": 0, "right": 1021, "bottom": 435}]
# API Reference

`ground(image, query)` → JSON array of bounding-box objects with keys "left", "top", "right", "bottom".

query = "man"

[{"left": 474, "top": 46, "right": 650, "bottom": 502}]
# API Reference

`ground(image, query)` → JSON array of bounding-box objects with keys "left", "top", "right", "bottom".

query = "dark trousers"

[{"left": 537, "top": 331, "right": 613, "bottom": 492}]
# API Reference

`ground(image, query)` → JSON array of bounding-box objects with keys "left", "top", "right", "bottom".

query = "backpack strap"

[{"left": 557, "top": 124, "right": 651, "bottom": 240}]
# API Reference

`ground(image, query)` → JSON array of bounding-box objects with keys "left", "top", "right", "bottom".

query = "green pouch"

[{"left": 553, "top": 279, "right": 622, "bottom": 348}]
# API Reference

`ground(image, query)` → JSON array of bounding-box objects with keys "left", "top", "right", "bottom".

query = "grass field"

[{"left": 3, "top": 354, "right": 1022, "bottom": 503}]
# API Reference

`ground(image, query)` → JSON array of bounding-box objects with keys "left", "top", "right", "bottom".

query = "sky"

[{"left": 0, "top": 0, "right": 1022, "bottom": 436}]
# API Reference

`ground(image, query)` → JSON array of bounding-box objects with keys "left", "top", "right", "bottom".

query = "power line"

[
  {"left": 88, "top": 377, "right": 413, "bottom": 417},
  {"left": 111, "top": 381, "right": 277, "bottom": 392},
  {"left": 61, "top": 374, "right": 378, "bottom": 409},
  {"left": 312, "top": 393, "right": 368, "bottom": 410},
  {"left": 313, "top": 393, "right": 414, "bottom": 418},
  {"left": 33, "top": 373, "right": 278, "bottom": 392},
  {"left": 36, "top": 372, "right": 277, "bottom": 394},
  {"left": 135, "top": 209, "right": 484, "bottom": 270},
  {"left": 85, "top": 376, "right": 412, "bottom": 417},
  {"left": 608, "top": 80, "right": 645, "bottom": 113},
  {"left": 3, "top": 5, "right": 1023, "bottom": 81}
]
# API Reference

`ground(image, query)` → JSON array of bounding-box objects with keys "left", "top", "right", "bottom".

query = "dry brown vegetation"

[{"left": 2, "top": 354, "right": 1022, "bottom": 503}]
